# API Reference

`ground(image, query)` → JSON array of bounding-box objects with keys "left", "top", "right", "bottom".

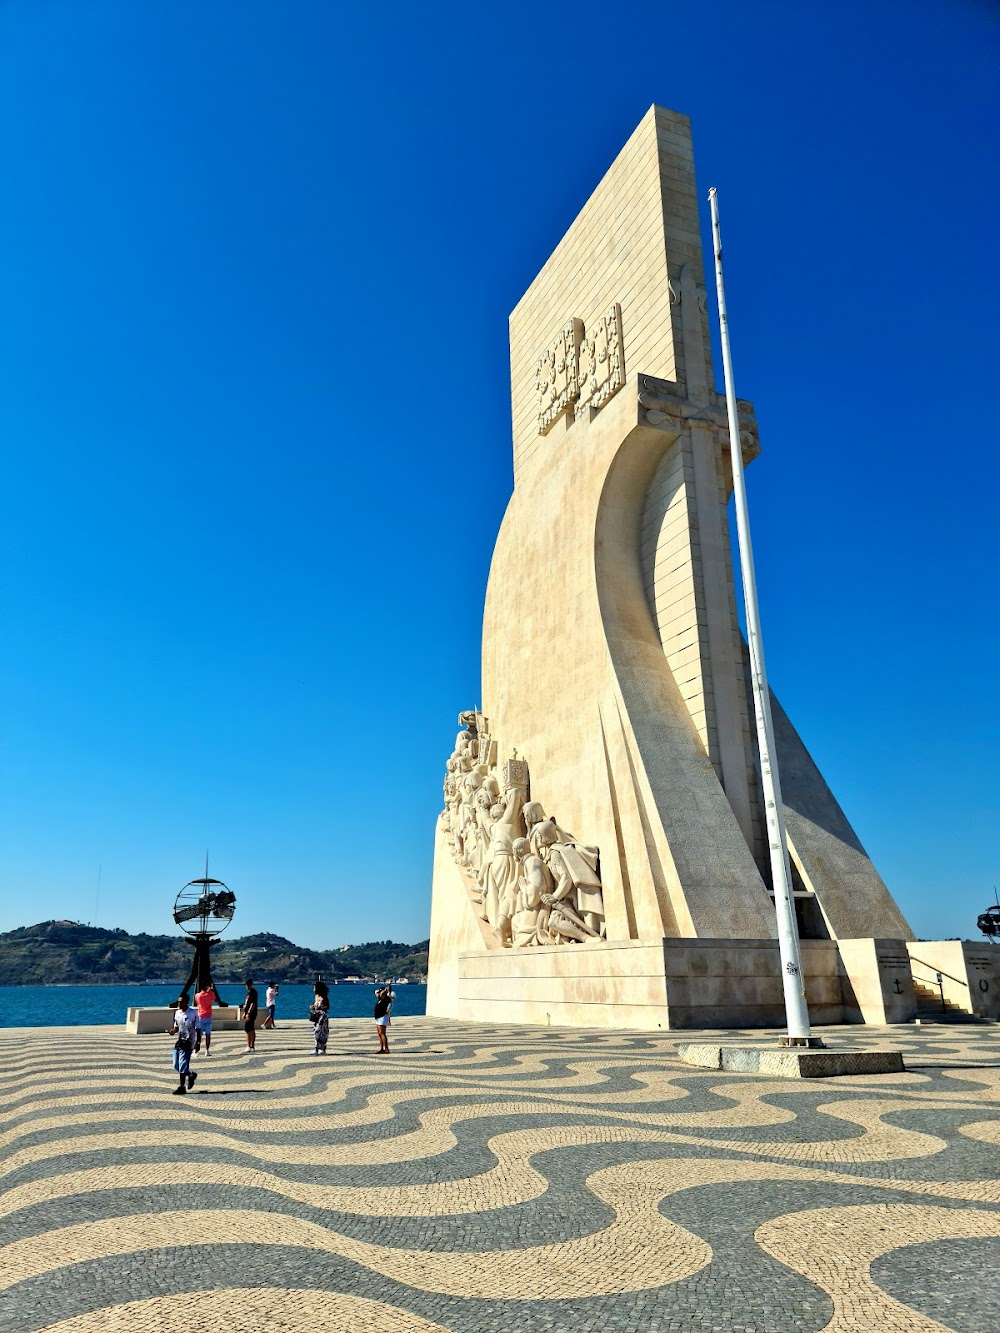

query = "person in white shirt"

[
  {"left": 168, "top": 993, "right": 199, "bottom": 1095},
  {"left": 263, "top": 982, "right": 279, "bottom": 1029}
]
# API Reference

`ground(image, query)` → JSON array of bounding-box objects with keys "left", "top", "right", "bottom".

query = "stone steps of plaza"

[{"left": 911, "top": 979, "right": 983, "bottom": 1022}]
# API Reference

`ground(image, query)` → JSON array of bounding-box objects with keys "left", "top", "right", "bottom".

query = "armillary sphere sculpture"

[
  {"left": 977, "top": 903, "right": 1000, "bottom": 944},
  {"left": 173, "top": 874, "right": 237, "bottom": 1006}
]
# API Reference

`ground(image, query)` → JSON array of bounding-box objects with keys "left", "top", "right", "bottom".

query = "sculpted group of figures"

[{"left": 441, "top": 712, "right": 607, "bottom": 948}]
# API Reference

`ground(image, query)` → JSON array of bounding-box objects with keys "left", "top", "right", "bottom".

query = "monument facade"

[{"left": 427, "top": 106, "right": 991, "bottom": 1029}]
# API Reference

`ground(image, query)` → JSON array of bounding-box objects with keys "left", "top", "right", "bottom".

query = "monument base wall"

[
  {"left": 433, "top": 938, "right": 908, "bottom": 1031},
  {"left": 906, "top": 940, "right": 1000, "bottom": 1019},
  {"left": 837, "top": 938, "right": 917, "bottom": 1024}
]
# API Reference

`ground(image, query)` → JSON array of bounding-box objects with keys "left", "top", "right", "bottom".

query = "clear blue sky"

[{"left": 0, "top": 1, "right": 996, "bottom": 947}]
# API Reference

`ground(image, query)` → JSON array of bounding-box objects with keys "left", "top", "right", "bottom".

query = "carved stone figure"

[
  {"left": 480, "top": 783, "right": 527, "bottom": 944},
  {"left": 542, "top": 891, "right": 601, "bottom": 943},
  {"left": 439, "top": 725, "right": 605, "bottom": 948},
  {"left": 469, "top": 784, "right": 495, "bottom": 879},
  {"left": 456, "top": 767, "right": 484, "bottom": 868},
  {"left": 528, "top": 818, "right": 605, "bottom": 939},
  {"left": 511, "top": 837, "right": 554, "bottom": 946}
]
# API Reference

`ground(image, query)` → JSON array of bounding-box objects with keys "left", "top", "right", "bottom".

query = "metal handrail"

[{"left": 908, "top": 957, "right": 969, "bottom": 988}]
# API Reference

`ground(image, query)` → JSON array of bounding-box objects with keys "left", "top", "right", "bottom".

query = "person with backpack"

[
  {"left": 168, "top": 993, "right": 199, "bottom": 1095},
  {"left": 374, "top": 985, "right": 393, "bottom": 1053}
]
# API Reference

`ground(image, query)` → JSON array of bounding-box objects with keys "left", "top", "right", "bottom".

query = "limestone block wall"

[
  {"left": 906, "top": 939, "right": 1000, "bottom": 1019},
  {"left": 640, "top": 440, "right": 712, "bottom": 758},
  {"left": 451, "top": 938, "right": 846, "bottom": 1031},
  {"left": 483, "top": 385, "right": 780, "bottom": 949},
  {"left": 836, "top": 938, "right": 917, "bottom": 1024},
  {"left": 660, "top": 939, "right": 845, "bottom": 1029},
  {"left": 426, "top": 822, "right": 497, "bottom": 1019},
  {"left": 456, "top": 939, "right": 670, "bottom": 1030},
  {"left": 639, "top": 424, "right": 764, "bottom": 864},
  {"left": 509, "top": 106, "right": 704, "bottom": 489}
]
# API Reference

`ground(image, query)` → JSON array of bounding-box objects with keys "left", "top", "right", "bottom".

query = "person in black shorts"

[{"left": 240, "top": 978, "right": 259, "bottom": 1053}]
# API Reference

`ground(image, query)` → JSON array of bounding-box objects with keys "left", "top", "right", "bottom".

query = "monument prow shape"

[{"left": 427, "top": 106, "right": 974, "bottom": 1030}]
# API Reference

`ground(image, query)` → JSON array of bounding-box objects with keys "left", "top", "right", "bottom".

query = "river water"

[{"left": 0, "top": 982, "right": 427, "bottom": 1028}]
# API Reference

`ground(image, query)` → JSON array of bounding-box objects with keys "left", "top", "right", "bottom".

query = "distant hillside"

[{"left": 0, "top": 921, "right": 428, "bottom": 986}]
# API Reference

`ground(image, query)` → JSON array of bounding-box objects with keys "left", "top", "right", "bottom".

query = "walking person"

[
  {"left": 374, "top": 985, "right": 393, "bottom": 1053},
  {"left": 262, "top": 981, "right": 279, "bottom": 1029},
  {"left": 310, "top": 981, "right": 329, "bottom": 1055},
  {"left": 193, "top": 983, "right": 214, "bottom": 1056},
  {"left": 168, "top": 993, "right": 198, "bottom": 1095},
  {"left": 240, "top": 978, "right": 259, "bottom": 1053}
]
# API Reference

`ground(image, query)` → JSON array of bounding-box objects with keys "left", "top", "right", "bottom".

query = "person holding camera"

[{"left": 374, "top": 985, "right": 393, "bottom": 1053}]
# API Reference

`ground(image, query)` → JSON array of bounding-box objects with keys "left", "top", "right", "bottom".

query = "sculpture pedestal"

[
  {"left": 676, "top": 1043, "right": 905, "bottom": 1078},
  {"left": 433, "top": 937, "right": 851, "bottom": 1031},
  {"left": 125, "top": 1007, "right": 249, "bottom": 1035}
]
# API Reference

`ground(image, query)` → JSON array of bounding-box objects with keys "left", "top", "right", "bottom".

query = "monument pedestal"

[
  {"left": 837, "top": 938, "right": 918, "bottom": 1023},
  {"left": 906, "top": 940, "right": 1000, "bottom": 1019},
  {"left": 431, "top": 937, "right": 910, "bottom": 1031},
  {"left": 424, "top": 933, "right": 933, "bottom": 1034}
]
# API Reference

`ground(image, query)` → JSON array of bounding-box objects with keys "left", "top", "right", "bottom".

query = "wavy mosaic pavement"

[{"left": 1, "top": 1019, "right": 998, "bottom": 1331}]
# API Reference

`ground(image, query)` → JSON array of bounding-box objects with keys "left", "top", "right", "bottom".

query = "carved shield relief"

[{"left": 536, "top": 318, "right": 583, "bottom": 434}]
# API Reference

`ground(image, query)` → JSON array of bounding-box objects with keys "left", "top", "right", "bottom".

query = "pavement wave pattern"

[{"left": 0, "top": 1019, "right": 998, "bottom": 1332}]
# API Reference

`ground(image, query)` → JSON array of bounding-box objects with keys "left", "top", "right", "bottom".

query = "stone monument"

[{"left": 427, "top": 105, "right": 999, "bottom": 1029}]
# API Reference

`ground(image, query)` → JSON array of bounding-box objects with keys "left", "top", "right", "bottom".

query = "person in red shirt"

[{"left": 194, "top": 986, "right": 215, "bottom": 1055}]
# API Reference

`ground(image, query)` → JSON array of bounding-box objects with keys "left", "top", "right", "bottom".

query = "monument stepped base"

[{"left": 432, "top": 936, "right": 926, "bottom": 1031}]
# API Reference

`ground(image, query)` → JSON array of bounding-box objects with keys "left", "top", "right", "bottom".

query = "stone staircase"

[{"left": 912, "top": 977, "right": 977, "bottom": 1023}]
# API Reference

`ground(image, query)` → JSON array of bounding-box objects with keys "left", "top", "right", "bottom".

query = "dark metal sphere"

[{"left": 173, "top": 878, "right": 237, "bottom": 938}]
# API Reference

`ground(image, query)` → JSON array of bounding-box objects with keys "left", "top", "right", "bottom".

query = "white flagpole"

[{"left": 707, "top": 187, "right": 814, "bottom": 1045}]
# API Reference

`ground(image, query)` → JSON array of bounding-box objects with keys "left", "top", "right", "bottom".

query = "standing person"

[
  {"left": 240, "top": 978, "right": 259, "bottom": 1053},
  {"left": 193, "top": 984, "right": 214, "bottom": 1056},
  {"left": 168, "top": 993, "right": 199, "bottom": 1095},
  {"left": 262, "top": 981, "right": 279, "bottom": 1029},
  {"left": 374, "top": 985, "right": 392, "bottom": 1053},
  {"left": 310, "top": 981, "right": 329, "bottom": 1056}
]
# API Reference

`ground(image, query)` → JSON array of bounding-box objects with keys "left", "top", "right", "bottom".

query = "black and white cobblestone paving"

[{"left": 0, "top": 1019, "right": 998, "bottom": 1331}]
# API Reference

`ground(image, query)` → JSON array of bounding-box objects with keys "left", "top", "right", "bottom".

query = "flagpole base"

[
  {"left": 677, "top": 1042, "right": 904, "bottom": 1077},
  {"left": 779, "top": 1035, "right": 826, "bottom": 1048}
]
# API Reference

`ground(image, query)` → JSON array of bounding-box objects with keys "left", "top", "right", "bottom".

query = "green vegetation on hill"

[{"left": 0, "top": 921, "right": 429, "bottom": 986}]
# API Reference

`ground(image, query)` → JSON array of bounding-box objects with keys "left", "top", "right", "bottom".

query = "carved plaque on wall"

[
  {"left": 536, "top": 318, "right": 583, "bottom": 434},
  {"left": 535, "top": 305, "right": 624, "bottom": 433},
  {"left": 577, "top": 303, "right": 624, "bottom": 413}
]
